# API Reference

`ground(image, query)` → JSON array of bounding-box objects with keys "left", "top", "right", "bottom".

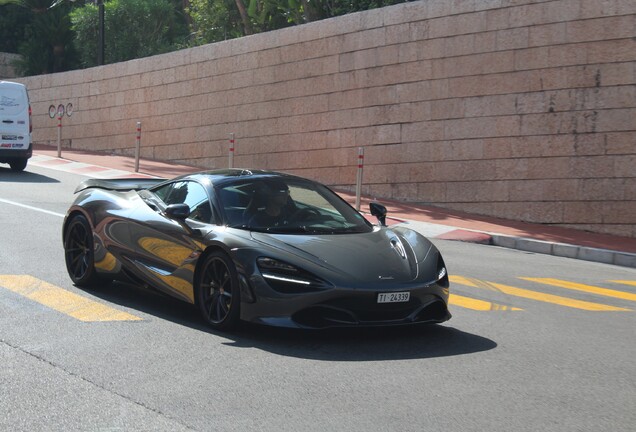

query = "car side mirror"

[
  {"left": 369, "top": 202, "right": 387, "bottom": 227},
  {"left": 165, "top": 203, "right": 190, "bottom": 220}
]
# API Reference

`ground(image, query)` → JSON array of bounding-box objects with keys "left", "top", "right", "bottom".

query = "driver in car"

[{"left": 248, "top": 182, "right": 294, "bottom": 227}]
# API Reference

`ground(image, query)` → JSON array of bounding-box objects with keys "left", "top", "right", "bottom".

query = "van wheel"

[{"left": 9, "top": 159, "right": 27, "bottom": 172}]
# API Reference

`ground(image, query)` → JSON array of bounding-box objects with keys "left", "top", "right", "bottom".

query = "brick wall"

[
  {"left": 0, "top": 52, "right": 20, "bottom": 79},
  {"left": 17, "top": 0, "right": 636, "bottom": 237}
]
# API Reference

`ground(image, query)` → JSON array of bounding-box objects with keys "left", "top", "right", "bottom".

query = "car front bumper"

[{"left": 240, "top": 277, "right": 451, "bottom": 329}]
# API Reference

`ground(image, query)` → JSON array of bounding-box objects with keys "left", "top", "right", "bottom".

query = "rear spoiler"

[{"left": 74, "top": 178, "right": 167, "bottom": 193}]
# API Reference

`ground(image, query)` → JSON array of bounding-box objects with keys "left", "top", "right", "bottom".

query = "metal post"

[
  {"left": 135, "top": 122, "right": 141, "bottom": 172},
  {"left": 57, "top": 115, "right": 62, "bottom": 158},
  {"left": 229, "top": 133, "right": 235, "bottom": 169},
  {"left": 355, "top": 147, "right": 364, "bottom": 211},
  {"left": 98, "top": 0, "right": 105, "bottom": 66}
]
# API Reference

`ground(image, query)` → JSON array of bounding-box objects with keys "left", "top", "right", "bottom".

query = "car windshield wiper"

[
  {"left": 240, "top": 225, "right": 367, "bottom": 235},
  {"left": 263, "top": 225, "right": 309, "bottom": 234},
  {"left": 329, "top": 225, "right": 368, "bottom": 234},
  {"left": 294, "top": 226, "right": 367, "bottom": 235},
  {"left": 238, "top": 225, "right": 309, "bottom": 234},
  {"left": 226, "top": 223, "right": 248, "bottom": 230}
]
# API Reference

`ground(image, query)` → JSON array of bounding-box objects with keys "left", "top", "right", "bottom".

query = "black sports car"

[{"left": 63, "top": 170, "right": 451, "bottom": 330}]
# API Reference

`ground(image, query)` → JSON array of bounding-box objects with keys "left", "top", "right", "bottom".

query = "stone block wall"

[
  {"left": 17, "top": 0, "right": 636, "bottom": 237},
  {"left": 0, "top": 53, "right": 20, "bottom": 79}
]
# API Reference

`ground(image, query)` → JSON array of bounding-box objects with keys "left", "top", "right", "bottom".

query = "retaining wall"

[
  {"left": 17, "top": 0, "right": 636, "bottom": 237},
  {"left": 0, "top": 53, "right": 20, "bottom": 79}
]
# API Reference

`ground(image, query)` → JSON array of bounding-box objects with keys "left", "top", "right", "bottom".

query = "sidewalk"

[{"left": 30, "top": 144, "right": 636, "bottom": 269}]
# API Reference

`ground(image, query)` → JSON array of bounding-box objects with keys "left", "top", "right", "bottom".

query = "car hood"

[{"left": 250, "top": 227, "right": 434, "bottom": 283}]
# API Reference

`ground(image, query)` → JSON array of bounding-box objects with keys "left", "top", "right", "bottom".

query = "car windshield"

[{"left": 217, "top": 177, "right": 373, "bottom": 234}]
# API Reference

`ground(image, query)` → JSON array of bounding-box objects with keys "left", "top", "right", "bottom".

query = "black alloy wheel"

[
  {"left": 196, "top": 251, "right": 241, "bottom": 330},
  {"left": 64, "top": 214, "right": 101, "bottom": 286}
]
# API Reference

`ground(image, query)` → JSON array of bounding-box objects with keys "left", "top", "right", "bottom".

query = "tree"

[
  {"left": 186, "top": 0, "right": 245, "bottom": 45},
  {"left": 3, "top": 0, "right": 411, "bottom": 75},
  {"left": 2, "top": 0, "right": 78, "bottom": 75},
  {"left": 0, "top": 0, "right": 65, "bottom": 12},
  {"left": 187, "top": 0, "right": 302, "bottom": 45},
  {"left": 0, "top": 4, "right": 32, "bottom": 53},
  {"left": 185, "top": 0, "right": 409, "bottom": 46},
  {"left": 71, "top": 0, "right": 189, "bottom": 68}
]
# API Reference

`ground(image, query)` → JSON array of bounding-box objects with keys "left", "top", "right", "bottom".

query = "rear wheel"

[
  {"left": 195, "top": 251, "right": 241, "bottom": 331},
  {"left": 9, "top": 158, "right": 27, "bottom": 172},
  {"left": 64, "top": 214, "right": 102, "bottom": 287}
]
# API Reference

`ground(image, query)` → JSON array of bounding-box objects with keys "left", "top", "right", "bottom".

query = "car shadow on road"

[
  {"left": 0, "top": 168, "right": 59, "bottom": 183},
  {"left": 85, "top": 281, "right": 497, "bottom": 361},
  {"left": 227, "top": 324, "right": 497, "bottom": 361},
  {"left": 224, "top": 324, "right": 497, "bottom": 362}
]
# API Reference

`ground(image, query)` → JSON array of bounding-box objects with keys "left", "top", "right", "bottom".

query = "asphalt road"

[{"left": 1, "top": 164, "right": 635, "bottom": 432}]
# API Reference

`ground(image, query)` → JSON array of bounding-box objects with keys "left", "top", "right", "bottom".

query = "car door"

[{"left": 128, "top": 180, "right": 214, "bottom": 303}]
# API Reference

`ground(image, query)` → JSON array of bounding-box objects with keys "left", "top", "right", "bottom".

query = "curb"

[
  {"left": 401, "top": 220, "right": 636, "bottom": 269},
  {"left": 491, "top": 235, "right": 636, "bottom": 269}
]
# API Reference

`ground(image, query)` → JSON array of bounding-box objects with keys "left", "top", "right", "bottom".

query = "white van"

[{"left": 0, "top": 81, "right": 32, "bottom": 171}]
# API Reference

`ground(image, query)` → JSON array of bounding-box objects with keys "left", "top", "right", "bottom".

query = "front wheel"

[
  {"left": 63, "top": 214, "right": 102, "bottom": 287},
  {"left": 195, "top": 250, "right": 241, "bottom": 331}
]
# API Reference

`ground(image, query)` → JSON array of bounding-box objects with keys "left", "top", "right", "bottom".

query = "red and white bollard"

[
  {"left": 355, "top": 147, "right": 364, "bottom": 211},
  {"left": 229, "top": 133, "right": 235, "bottom": 169},
  {"left": 134, "top": 122, "right": 141, "bottom": 172},
  {"left": 56, "top": 115, "right": 62, "bottom": 158}
]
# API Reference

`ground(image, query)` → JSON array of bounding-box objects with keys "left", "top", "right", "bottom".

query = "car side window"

[
  {"left": 154, "top": 181, "right": 214, "bottom": 223},
  {"left": 152, "top": 182, "right": 176, "bottom": 203}
]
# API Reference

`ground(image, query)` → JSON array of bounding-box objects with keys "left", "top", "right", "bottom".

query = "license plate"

[{"left": 377, "top": 292, "right": 410, "bottom": 303}]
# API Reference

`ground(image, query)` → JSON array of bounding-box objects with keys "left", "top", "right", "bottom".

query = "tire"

[
  {"left": 63, "top": 214, "right": 102, "bottom": 287},
  {"left": 9, "top": 159, "right": 27, "bottom": 172},
  {"left": 195, "top": 250, "right": 241, "bottom": 331}
]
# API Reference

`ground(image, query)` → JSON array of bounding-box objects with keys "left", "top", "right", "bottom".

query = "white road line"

[{"left": 0, "top": 197, "right": 65, "bottom": 218}]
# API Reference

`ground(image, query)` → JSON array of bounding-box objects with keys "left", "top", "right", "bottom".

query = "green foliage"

[
  {"left": 288, "top": 0, "right": 408, "bottom": 21},
  {"left": 0, "top": 4, "right": 32, "bottom": 53},
  {"left": 187, "top": 0, "right": 307, "bottom": 45},
  {"left": 247, "top": 0, "right": 300, "bottom": 30},
  {"left": 69, "top": 2, "right": 98, "bottom": 67},
  {"left": 186, "top": 0, "right": 243, "bottom": 45},
  {"left": 186, "top": 0, "right": 410, "bottom": 46},
  {"left": 71, "top": 0, "right": 188, "bottom": 68},
  {"left": 4, "top": 0, "right": 410, "bottom": 75},
  {"left": 13, "top": 3, "right": 78, "bottom": 75}
]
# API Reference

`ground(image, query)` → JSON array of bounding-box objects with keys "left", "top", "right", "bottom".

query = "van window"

[{"left": 0, "top": 85, "right": 28, "bottom": 116}]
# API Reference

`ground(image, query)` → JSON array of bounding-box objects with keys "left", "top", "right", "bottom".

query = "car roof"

[
  {"left": 0, "top": 81, "right": 27, "bottom": 90},
  {"left": 174, "top": 169, "right": 310, "bottom": 188}
]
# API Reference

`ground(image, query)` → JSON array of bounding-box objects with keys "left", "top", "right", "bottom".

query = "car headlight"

[
  {"left": 257, "top": 257, "right": 332, "bottom": 293},
  {"left": 438, "top": 266, "right": 447, "bottom": 280},
  {"left": 436, "top": 254, "right": 449, "bottom": 288}
]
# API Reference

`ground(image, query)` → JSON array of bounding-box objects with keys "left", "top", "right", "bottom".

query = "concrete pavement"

[{"left": 28, "top": 144, "right": 636, "bottom": 269}]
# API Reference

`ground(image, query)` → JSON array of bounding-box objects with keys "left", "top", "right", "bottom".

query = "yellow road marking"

[
  {"left": 0, "top": 275, "right": 142, "bottom": 322},
  {"left": 449, "top": 294, "right": 522, "bottom": 311},
  {"left": 610, "top": 280, "right": 636, "bottom": 288},
  {"left": 521, "top": 278, "right": 636, "bottom": 302},
  {"left": 450, "top": 275, "right": 630, "bottom": 312}
]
